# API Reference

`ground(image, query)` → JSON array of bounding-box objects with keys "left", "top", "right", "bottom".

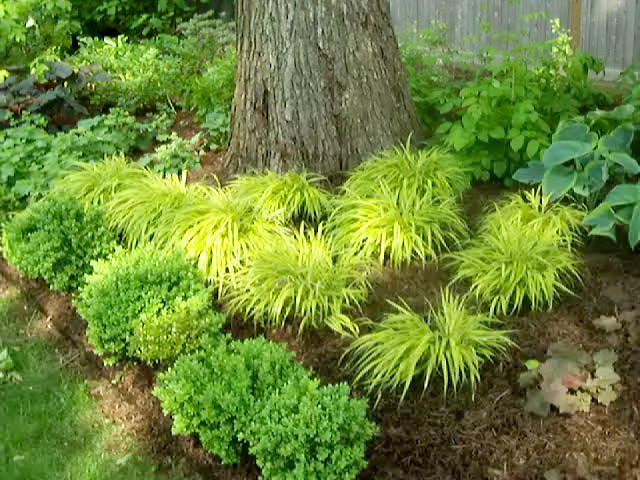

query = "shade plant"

[
  {"left": 75, "top": 245, "right": 224, "bottom": 364},
  {"left": 227, "top": 169, "right": 331, "bottom": 225},
  {"left": 226, "top": 223, "right": 372, "bottom": 336},
  {"left": 448, "top": 189, "right": 584, "bottom": 315},
  {"left": 2, "top": 193, "right": 116, "bottom": 292},
  {"left": 346, "top": 289, "right": 513, "bottom": 403}
]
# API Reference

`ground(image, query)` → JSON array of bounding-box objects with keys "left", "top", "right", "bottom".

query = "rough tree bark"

[{"left": 228, "top": 0, "right": 420, "bottom": 175}]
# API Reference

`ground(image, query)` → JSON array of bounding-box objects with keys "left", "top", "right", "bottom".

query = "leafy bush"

[
  {"left": 329, "top": 184, "right": 467, "bottom": 268},
  {"left": 0, "top": 0, "right": 78, "bottom": 64},
  {"left": 226, "top": 224, "right": 371, "bottom": 335},
  {"left": 343, "top": 144, "right": 470, "bottom": 198},
  {"left": 2, "top": 194, "right": 116, "bottom": 292},
  {"left": 185, "top": 46, "right": 236, "bottom": 118},
  {"left": 449, "top": 190, "right": 584, "bottom": 314},
  {"left": 138, "top": 132, "right": 202, "bottom": 176},
  {"left": 346, "top": 290, "right": 512, "bottom": 402},
  {"left": 513, "top": 106, "right": 639, "bottom": 203},
  {"left": 0, "top": 110, "right": 170, "bottom": 207},
  {"left": 227, "top": 170, "right": 331, "bottom": 225},
  {"left": 407, "top": 19, "right": 610, "bottom": 182},
  {"left": 246, "top": 378, "right": 377, "bottom": 480},
  {"left": 70, "top": 36, "right": 183, "bottom": 111},
  {"left": 76, "top": 245, "right": 222, "bottom": 363},
  {"left": 154, "top": 336, "right": 311, "bottom": 464}
]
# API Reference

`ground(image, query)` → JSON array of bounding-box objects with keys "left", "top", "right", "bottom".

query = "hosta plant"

[
  {"left": 449, "top": 190, "right": 584, "bottom": 314},
  {"left": 226, "top": 224, "right": 372, "bottom": 335},
  {"left": 246, "top": 378, "right": 376, "bottom": 480},
  {"left": 346, "top": 289, "right": 512, "bottom": 402},
  {"left": 584, "top": 183, "right": 640, "bottom": 248},
  {"left": 227, "top": 170, "right": 331, "bottom": 224},
  {"left": 329, "top": 183, "right": 467, "bottom": 268},
  {"left": 520, "top": 343, "right": 620, "bottom": 416},
  {"left": 344, "top": 143, "right": 470, "bottom": 198},
  {"left": 154, "top": 335, "right": 311, "bottom": 464},
  {"left": 76, "top": 245, "right": 223, "bottom": 364},
  {"left": 2, "top": 194, "right": 116, "bottom": 292}
]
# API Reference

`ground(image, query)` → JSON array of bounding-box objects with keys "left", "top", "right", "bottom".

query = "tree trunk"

[{"left": 228, "top": 0, "right": 420, "bottom": 176}]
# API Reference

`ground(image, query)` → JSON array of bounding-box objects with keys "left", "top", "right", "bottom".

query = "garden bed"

[{"left": 3, "top": 185, "right": 640, "bottom": 480}]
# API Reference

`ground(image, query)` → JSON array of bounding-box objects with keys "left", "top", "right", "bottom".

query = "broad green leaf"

[
  {"left": 525, "top": 359, "right": 540, "bottom": 370},
  {"left": 510, "top": 135, "right": 525, "bottom": 152},
  {"left": 613, "top": 204, "right": 634, "bottom": 224},
  {"left": 628, "top": 203, "right": 640, "bottom": 248},
  {"left": 584, "top": 159, "right": 608, "bottom": 193},
  {"left": 572, "top": 172, "right": 589, "bottom": 197},
  {"left": 493, "top": 161, "right": 507, "bottom": 178},
  {"left": 513, "top": 161, "right": 545, "bottom": 184},
  {"left": 435, "top": 122, "right": 452, "bottom": 135},
  {"left": 587, "top": 104, "right": 635, "bottom": 122},
  {"left": 542, "top": 141, "right": 593, "bottom": 167},
  {"left": 542, "top": 165, "right": 577, "bottom": 201},
  {"left": 488, "top": 125, "right": 505, "bottom": 139},
  {"left": 602, "top": 184, "right": 640, "bottom": 206},
  {"left": 526, "top": 139, "right": 540, "bottom": 159},
  {"left": 552, "top": 121, "right": 591, "bottom": 143},
  {"left": 600, "top": 124, "right": 634, "bottom": 152},
  {"left": 605, "top": 151, "right": 640, "bottom": 175},
  {"left": 48, "top": 61, "right": 74, "bottom": 79}
]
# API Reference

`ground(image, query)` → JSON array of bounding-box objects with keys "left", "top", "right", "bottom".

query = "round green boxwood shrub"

[
  {"left": 246, "top": 377, "right": 377, "bottom": 480},
  {"left": 154, "top": 336, "right": 311, "bottom": 464},
  {"left": 2, "top": 194, "right": 116, "bottom": 292},
  {"left": 75, "top": 245, "right": 223, "bottom": 363}
]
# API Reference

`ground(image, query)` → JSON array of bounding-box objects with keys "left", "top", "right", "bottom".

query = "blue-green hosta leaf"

[
  {"left": 587, "top": 104, "right": 635, "bottom": 122},
  {"left": 628, "top": 203, "right": 640, "bottom": 248},
  {"left": 605, "top": 151, "right": 640, "bottom": 175},
  {"left": 552, "top": 121, "right": 591, "bottom": 143},
  {"left": 584, "top": 204, "right": 617, "bottom": 240},
  {"left": 572, "top": 172, "right": 589, "bottom": 197},
  {"left": 542, "top": 165, "right": 577, "bottom": 201},
  {"left": 599, "top": 124, "right": 634, "bottom": 152},
  {"left": 542, "top": 141, "right": 594, "bottom": 167},
  {"left": 602, "top": 183, "right": 640, "bottom": 206},
  {"left": 513, "top": 161, "right": 545, "bottom": 184},
  {"left": 584, "top": 159, "right": 608, "bottom": 193},
  {"left": 613, "top": 204, "right": 634, "bottom": 224}
]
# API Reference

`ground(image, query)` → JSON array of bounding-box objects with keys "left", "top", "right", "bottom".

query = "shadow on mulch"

[{"left": 3, "top": 214, "right": 640, "bottom": 479}]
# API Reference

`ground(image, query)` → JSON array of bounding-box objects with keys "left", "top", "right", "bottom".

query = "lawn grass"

[{"left": 0, "top": 287, "right": 184, "bottom": 480}]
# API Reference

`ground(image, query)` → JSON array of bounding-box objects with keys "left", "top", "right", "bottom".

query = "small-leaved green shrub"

[
  {"left": 245, "top": 377, "right": 377, "bottom": 480},
  {"left": 226, "top": 224, "right": 372, "bottom": 335},
  {"left": 154, "top": 336, "right": 311, "bottom": 464},
  {"left": 346, "top": 290, "right": 512, "bottom": 402},
  {"left": 449, "top": 190, "right": 584, "bottom": 314},
  {"left": 76, "top": 245, "right": 223, "bottom": 363},
  {"left": 227, "top": 170, "right": 331, "bottom": 225},
  {"left": 2, "top": 194, "right": 116, "bottom": 292}
]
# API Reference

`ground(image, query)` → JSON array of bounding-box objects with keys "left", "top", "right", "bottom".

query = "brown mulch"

[{"left": 3, "top": 214, "right": 640, "bottom": 479}]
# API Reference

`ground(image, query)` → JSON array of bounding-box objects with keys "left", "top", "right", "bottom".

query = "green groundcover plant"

[
  {"left": 346, "top": 289, "right": 513, "bottom": 403},
  {"left": 226, "top": 223, "right": 372, "bottom": 336},
  {"left": 448, "top": 189, "right": 584, "bottom": 314},
  {"left": 76, "top": 245, "right": 224, "bottom": 363},
  {"left": 2, "top": 193, "right": 116, "bottom": 292}
]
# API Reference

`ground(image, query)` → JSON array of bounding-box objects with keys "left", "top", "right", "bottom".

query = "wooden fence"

[{"left": 390, "top": 0, "right": 640, "bottom": 75}]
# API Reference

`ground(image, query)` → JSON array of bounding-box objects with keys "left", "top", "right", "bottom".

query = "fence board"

[{"left": 390, "top": 0, "right": 640, "bottom": 72}]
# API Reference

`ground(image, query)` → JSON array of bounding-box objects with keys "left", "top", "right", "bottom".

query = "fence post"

[{"left": 570, "top": 0, "right": 582, "bottom": 49}]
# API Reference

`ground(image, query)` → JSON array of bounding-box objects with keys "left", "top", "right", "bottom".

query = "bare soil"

[{"left": 3, "top": 187, "right": 640, "bottom": 480}]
